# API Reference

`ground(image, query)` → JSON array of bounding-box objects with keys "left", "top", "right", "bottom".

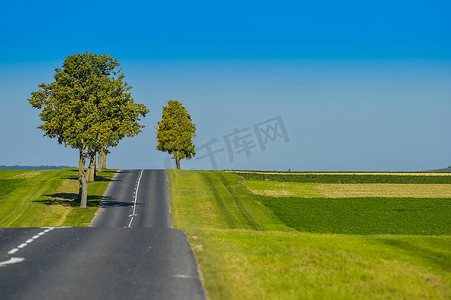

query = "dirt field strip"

[
  {"left": 245, "top": 181, "right": 451, "bottom": 198},
  {"left": 318, "top": 183, "right": 451, "bottom": 198}
]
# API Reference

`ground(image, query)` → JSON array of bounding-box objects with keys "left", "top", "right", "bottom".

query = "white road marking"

[
  {"left": 173, "top": 274, "right": 197, "bottom": 279},
  {"left": 128, "top": 169, "right": 144, "bottom": 228},
  {"left": 0, "top": 257, "right": 25, "bottom": 267},
  {"left": 6, "top": 227, "right": 55, "bottom": 255},
  {"left": 7, "top": 248, "right": 19, "bottom": 255}
]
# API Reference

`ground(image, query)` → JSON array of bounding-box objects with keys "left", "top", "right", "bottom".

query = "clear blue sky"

[{"left": 1, "top": 0, "right": 450, "bottom": 171}]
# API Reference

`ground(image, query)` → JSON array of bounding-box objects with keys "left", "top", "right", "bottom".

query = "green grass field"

[
  {"left": 0, "top": 169, "right": 116, "bottom": 227},
  {"left": 2, "top": 168, "right": 450, "bottom": 298},
  {"left": 169, "top": 170, "right": 451, "bottom": 299}
]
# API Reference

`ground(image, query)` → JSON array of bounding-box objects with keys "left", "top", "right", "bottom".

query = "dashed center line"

[
  {"left": 128, "top": 169, "right": 144, "bottom": 228},
  {"left": 7, "top": 227, "right": 55, "bottom": 255}
]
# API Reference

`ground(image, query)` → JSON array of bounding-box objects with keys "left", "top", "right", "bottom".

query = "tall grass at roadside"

[{"left": 186, "top": 228, "right": 451, "bottom": 300}]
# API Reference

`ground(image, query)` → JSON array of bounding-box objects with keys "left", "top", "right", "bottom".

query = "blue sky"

[{"left": 0, "top": 0, "right": 450, "bottom": 171}]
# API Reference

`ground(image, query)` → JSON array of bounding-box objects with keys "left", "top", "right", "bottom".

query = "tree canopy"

[
  {"left": 29, "top": 52, "right": 149, "bottom": 207},
  {"left": 156, "top": 100, "right": 196, "bottom": 169}
]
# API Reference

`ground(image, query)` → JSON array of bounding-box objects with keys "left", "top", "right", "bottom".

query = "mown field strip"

[
  {"left": 319, "top": 183, "right": 451, "bottom": 198},
  {"left": 0, "top": 169, "right": 116, "bottom": 227},
  {"left": 0, "top": 169, "right": 66, "bottom": 227}
]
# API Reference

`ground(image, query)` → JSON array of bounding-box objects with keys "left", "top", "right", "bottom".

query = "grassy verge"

[
  {"left": 169, "top": 170, "right": 290, "bottom": 231},
  {"left": 0, "top": 169, "right": 116, "bottom": 227},
  {"left": 187, "top": 229, "right": 450, "bottom": 300},
  {"left": 168, "top": 170, "right": 451, "bottom": 299}
]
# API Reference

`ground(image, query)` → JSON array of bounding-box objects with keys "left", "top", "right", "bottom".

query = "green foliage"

[
  {"left": 234, "top": 172, "right": 451, "bottom": 184},
  {"left": 156, "top": 100, "right": 196, "bottom": 168},
  {"left": 28, "top": 52, "right": 149, "bottom": 207},
  {"left": 260, "top": 197, "right": 451, "bottom": 235},
  {"left": 29, "top": 52, "right": 149, "bottom": 156}
]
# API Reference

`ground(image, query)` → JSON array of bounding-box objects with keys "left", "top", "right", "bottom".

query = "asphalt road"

[
  {"left": 91, "top": 169, "right": 171, "bottom": 228},
  {"left": 0, "top": 169, "right": 206, "bottom": 300}
]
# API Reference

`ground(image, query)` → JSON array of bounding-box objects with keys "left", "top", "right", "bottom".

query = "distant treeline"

[{"left": 0, "top": 166, "right": 74, "bottom": 170}]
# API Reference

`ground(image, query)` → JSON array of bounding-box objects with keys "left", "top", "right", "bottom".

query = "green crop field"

[
  {"left": 0, "top": 169, "right": 116, "bottom": 227},
  {"left": 169, "top": 170, "right": 451, "bottom": 300},
  {"left": 232, "top": 171, "right": 451, "bottom": 184},
  {"left": 244, "top": 175, "right": 451, "bottom": 235},
  {"left": 260, "top": 197, "right": 451, "bottom": 235}
]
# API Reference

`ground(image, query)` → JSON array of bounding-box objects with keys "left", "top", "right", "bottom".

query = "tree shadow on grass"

[
  {"left": 34, "top": 193, "right": 103, "bottom": 208},
  {"left": 93, "top": 175, "right": 116, "bottom": 182},
  {"left": 62, "top": 169, "right": 119, "bottom": 182},
  {"left": 61, "top": 177, "right": 123, "bottom": 183}
]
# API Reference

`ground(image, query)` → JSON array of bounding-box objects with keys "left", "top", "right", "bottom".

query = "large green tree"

[
  {"left": 29, "top": 52, "right": 149, "bottom": 208},
  {"left": 156, "top": 100, "right": 196, "bottom": 169}
]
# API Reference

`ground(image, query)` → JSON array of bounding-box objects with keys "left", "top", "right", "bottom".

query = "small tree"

[
  {"left": 29, "top": 52, "right": 149, "bottom": 208},
  {"left": 156, "top": 100, "right": 196, "bottom": 169}
]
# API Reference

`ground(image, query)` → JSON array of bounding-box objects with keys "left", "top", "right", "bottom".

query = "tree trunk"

[
  {"left": 93, "top": 154, "right": 97, "bottom": 178},
  {"left": 102, "top": 152, "right": 107, "bottom": 169},
  {"left": 88, "top": 154, "right": 96, "bottom": 182},
  {"left": 78, "top": 148, "right": 88, "bottom": 208},
  {"left": 98, "top": 151, "right": 103, "bottom": 173},
  {"left": 80, "top": 175, "right": 88, "bottom": 208},
  {"left": 176, "top": 151, "right": 181, "bottom": 169}
]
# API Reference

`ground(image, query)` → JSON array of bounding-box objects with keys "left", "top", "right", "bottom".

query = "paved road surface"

[
  {"left": 0, "top": 169, "right": 206, "bottom": 300},
  {"left": 91, "top": 169, "right": 171, "bottom": 228}
]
